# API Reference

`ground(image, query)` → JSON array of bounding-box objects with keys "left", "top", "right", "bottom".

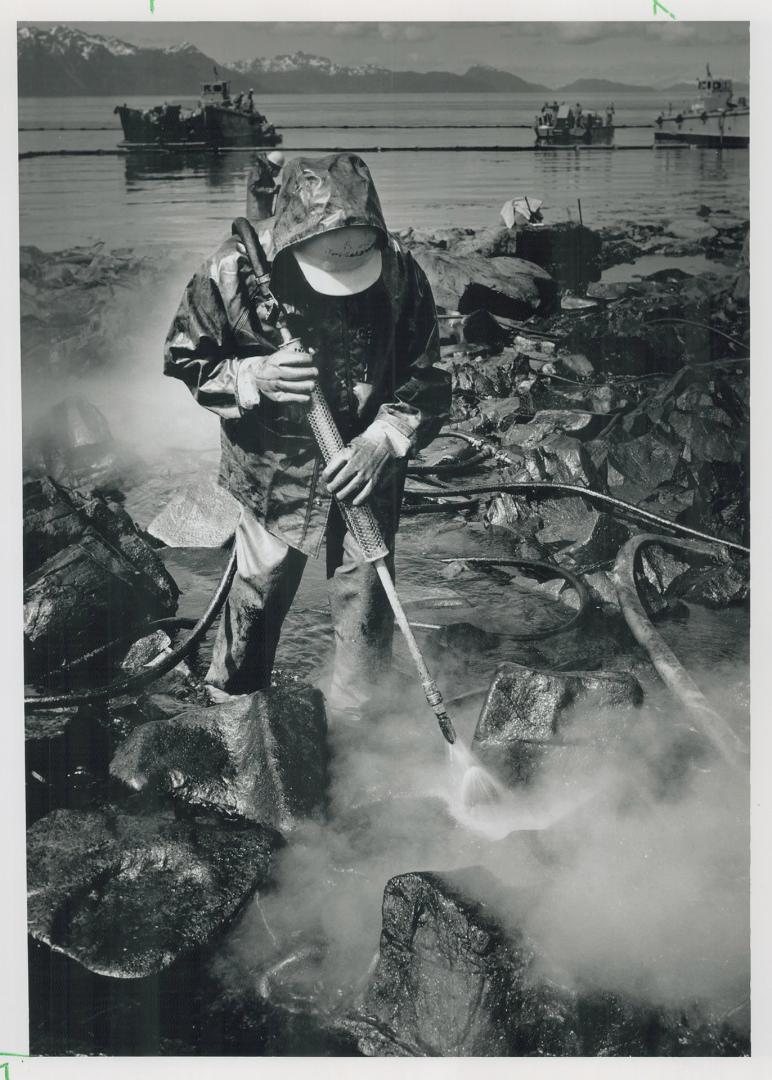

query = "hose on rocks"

[
  {"left": 611, "top": 533, "right": 747, "bottom": 772},
  {"left": 24, "top": 547, "right": 237, "bottom": 711},
  {"left": 421, "top": 431, "right": 749, "bottom": 556},
  {"left": 23, "top": 425, "right": 748, "bottom": 707}
]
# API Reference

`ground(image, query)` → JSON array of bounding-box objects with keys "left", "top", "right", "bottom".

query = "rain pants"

[{"left": 164, "top": 153, "right": 451, "bottom": 712}]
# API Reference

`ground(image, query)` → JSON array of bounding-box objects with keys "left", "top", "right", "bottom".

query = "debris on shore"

[{"left": 22, "top": 208, "right": 750, "bottom": 1056}]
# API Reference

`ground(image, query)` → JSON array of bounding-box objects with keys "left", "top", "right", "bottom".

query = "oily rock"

[
  {"left": 110, "top": 685, "right": 328, "bottom": 830},
  {"left": 472, "top": 661, "right": 643, "bottom": 785},
  {"left": 27, "top": 806, "right": 282, "bottom": 978},
  {"left": 411, "top": 247, "right": 558, "bottom": 319}
]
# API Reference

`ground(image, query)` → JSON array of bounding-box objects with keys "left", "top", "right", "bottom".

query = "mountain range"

[{"left": 17, "top": 25, "right": 748, "bottom": 98}]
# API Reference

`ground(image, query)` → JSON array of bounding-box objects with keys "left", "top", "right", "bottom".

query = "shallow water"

[
  {"left": 602, "top": 253, "right": 736, "bottom": 282},
  {"left": 19, "top": 92, "right": 748, "bottom": 251}
]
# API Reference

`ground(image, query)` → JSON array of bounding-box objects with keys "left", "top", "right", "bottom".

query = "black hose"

[
  {"left": 24, "top": 548, "right": 237, "bottom": 711},
  {"left": 56, "top": 616, "right": 199, "bottom": 674},
  {"left": 431, "top": 431, "right": 749, "bottom": 556},
  {"left": 439, "top": 557, "right": 589, "bottom": 640},
  {"left": 407, "top": 450, "right": 490, "bottom": 475},
  {"left": 644, "top": 318, "right": 748, "bottom": 352}
]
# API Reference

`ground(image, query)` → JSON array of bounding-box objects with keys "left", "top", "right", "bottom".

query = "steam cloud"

[{"left": 213, "top": 655, "right": 749, "bottom": 1026}]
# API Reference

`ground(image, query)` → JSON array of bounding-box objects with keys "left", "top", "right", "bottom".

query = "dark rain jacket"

[{"left": 164, "top": 153, "right": 451, "bottom": 556}]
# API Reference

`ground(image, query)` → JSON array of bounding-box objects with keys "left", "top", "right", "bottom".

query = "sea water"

[{"left": 18, "top": 91, "right": 748, "bottom": 252}]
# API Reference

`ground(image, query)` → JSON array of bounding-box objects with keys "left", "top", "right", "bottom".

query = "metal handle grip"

[
  {"left": 306, "top": 385, "right": 390, "bottom": 563},
  {"left": 276, "top": 336, "right": 389, "bottom": 562}
]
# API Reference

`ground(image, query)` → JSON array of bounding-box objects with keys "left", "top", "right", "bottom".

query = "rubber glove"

[
  {"left": 236, "top": 348, "right": 317, "bottom": 409},
  {"left": 323, "top": 424, "right": 408, "bottom": 506}
]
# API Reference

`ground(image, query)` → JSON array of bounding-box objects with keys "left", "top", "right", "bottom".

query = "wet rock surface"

[
  {"left": 349, "top": 870, "right": 745, "bottom": 1056},
  {"left": 22, "top": 218, "right": 750, "bottom": 1057},
  {"left": 357, "top": 868, "right": 567, "bottom": 1056},
  {"left": 401, "top": 240, "right": 559, "bottom": 318},
  {"left": 23, "top": 476, "right": 179, "bottom": 677},
  {"left": 110, "top": 684, "right": 328, "bottom": 830},
  {"left": 27, "top": 807, "right": 282, "bottom": 978},
  {"left": 471, "top": 662, "right": 643, "bottom": 785}
]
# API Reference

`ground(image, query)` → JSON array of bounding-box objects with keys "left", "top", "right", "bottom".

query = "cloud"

[
  {"left": 554, "top": 22, "right": 630, "bottom": 46},
  {"left": 331, "top": 23, "right": 373, "bottom": 39},
  {"left": 645, "top": 21, "right": 749, "bottom": 46},
  {"left": 377, "top": 23, "right": 436, "bottom": 44}
]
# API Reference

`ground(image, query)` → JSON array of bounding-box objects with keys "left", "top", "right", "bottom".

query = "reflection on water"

[
  {"left": 19, "top": 92, "right": 748, "bottom": 251},
  {"left": 123, "top": 148, "right": 239, "bottom": 189}
]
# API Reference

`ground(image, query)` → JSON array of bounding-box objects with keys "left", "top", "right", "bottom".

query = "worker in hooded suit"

[{"left": 164, "top": 152, "right": 451, "bottom": 721}]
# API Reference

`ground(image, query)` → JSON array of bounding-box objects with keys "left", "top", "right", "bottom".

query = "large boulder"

[
  {"left": 110, "top": 685, "right": 328, "bottom": 830},
  {"left": 471, "top": 661, "right": 643, "bottom": 785},
  {"left": 357, "top": 868, "right": 573, "bottom": 1056},
  {"left": 410, "top": 247, "right": 558, "bottom": 319},
  {"left": 27, "top": 807, "right": 282, "bottom": 978},
  {"left": 350, "top": 870, "right": 743, "bottom": 1056},
  {"left": 23, "top": 478, "right": 179, "bottom": 677}
]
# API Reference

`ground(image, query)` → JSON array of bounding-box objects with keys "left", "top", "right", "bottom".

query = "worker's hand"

[
  {"left": 323, "top": 431, "right": 397, "bottom": 506},
  {"left": 238, "top": 349, "right": 318, "bottom": 406}
]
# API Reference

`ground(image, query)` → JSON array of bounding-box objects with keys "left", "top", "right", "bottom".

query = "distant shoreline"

[{"left": 17, "top": 88, "right": 728, "bottom": 100}]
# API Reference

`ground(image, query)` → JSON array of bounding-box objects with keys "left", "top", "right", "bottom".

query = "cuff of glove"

[
  {"left": 365, "top": 418, "right": 413, "bottom": 458},
  {"left": 235, "top": 358, "right": 261, "bottom": 413}
]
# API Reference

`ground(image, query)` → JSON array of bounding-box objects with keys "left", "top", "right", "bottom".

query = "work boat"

[
  {"left": 654, "top": 66, "right": 749, "bottom": 148},
  {"left": 114, "top": 79, "right": 282, "bottom": 148},
  {"left": 534, "top": 102, "right": 615, "bottom": 147}
]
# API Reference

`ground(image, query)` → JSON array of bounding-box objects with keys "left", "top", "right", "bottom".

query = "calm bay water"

[
  {"left": 18, "top": 90, "right": 750, "bottom": 692},
  {"left": 19, "top": 92, "right": 748, "bottom": 252}
]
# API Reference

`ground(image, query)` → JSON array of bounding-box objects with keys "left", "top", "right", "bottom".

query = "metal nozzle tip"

[{"left": 437, "top": 711, "right": 456, "bottom": 745}]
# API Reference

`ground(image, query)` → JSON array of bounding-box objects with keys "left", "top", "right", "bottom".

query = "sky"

[{"left": 48, "top": 21, "right": 750, "bottom": 85}]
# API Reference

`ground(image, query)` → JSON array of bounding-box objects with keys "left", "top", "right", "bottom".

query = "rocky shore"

[{"left": 21, "top": 210, "right": 750, "bottom": 1056}]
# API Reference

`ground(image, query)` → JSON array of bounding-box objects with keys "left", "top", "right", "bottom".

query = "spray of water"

[{"left": 449, "top": 738, "right": 505, "bottom": 808}]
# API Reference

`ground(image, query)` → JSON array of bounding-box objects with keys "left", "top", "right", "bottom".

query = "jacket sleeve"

[
  {"left": 370, "top": 250, "right": 451, "bottom": 455},
  {"left": 163, "top": 246, "right": 266, "bottom": 421}
]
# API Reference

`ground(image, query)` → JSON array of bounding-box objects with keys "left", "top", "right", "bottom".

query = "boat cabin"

[
  {"left": 200, "top": 80, "right": 231, "bottom": 103},
  {"left": 693, "top": 70, "right": 735, "bottom": 111}
]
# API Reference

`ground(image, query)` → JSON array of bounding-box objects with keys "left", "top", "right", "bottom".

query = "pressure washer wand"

[
  {"left": 230, "top": 216, "right": 456, "bottom": 745},
  {"left": 289, "top": 332, "right": 456, "bottom": 746}
]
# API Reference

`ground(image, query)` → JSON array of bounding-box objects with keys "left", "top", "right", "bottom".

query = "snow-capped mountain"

[
  {"left": 18, "top": 24, "right": 141, "bottom": 60},
  {"left": 18, "top": 24, "right": 550, "bottom": 97},
  {"left": 18, "top": 25, "right": 241, "bottom": 97},
  {"left": 231, "top": 51, "right": 390, "bottom": 78}
]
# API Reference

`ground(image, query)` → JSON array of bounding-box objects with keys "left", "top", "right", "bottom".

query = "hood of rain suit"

[
  {"left": 164, "top": 151, "right": 451, "bottom": 556},
  {"left": 268, "top": 153, "right": 389, "bottom": 270}
]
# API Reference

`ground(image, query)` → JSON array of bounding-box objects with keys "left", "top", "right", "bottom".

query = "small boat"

[
  {"left": 534, "top": 101, "right": 615, "bottom": 147},
  {"left": 654, "top": 66, "right": 748, "bottom": 149},
  {"left": 115, "top": 79, "right": 282, "bottom": 148}
]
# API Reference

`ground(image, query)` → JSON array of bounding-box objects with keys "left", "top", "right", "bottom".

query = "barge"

[{"left": 115, "top": 79, "right": 282, "bottom": 148}]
